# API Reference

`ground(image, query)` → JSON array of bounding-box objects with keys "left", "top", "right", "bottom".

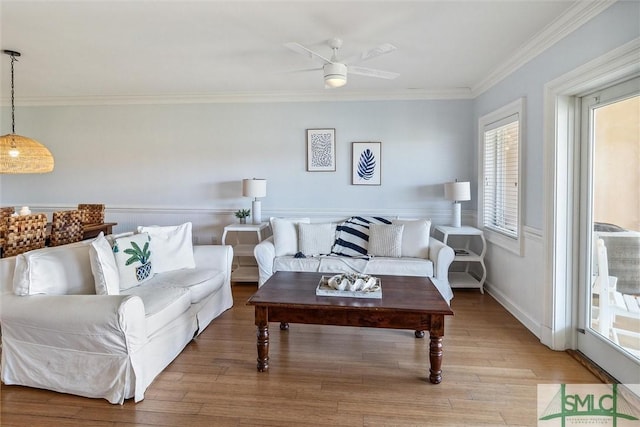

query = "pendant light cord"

[{"left": 10, "top": 53, "right": 16, "bottom": 134}]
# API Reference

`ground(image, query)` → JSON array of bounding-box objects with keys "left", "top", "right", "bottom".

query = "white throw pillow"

[
  {"left": 137, "top": 222, "right": 195, "bottom": 273},
  {"left": 270, "top": 217, "right": 310, "bottom": 256},
  {"left": 89, "top": 232, "right": 120, "bottom": 295},
  {"left": 368, "top": 224, "right": 404, "bottom": 258},
  {"left": 298, "top": 223, "right": 336, "bottom": 256},
  {"left": 105, "top": 231, "right": 134, "bottom": 247},
  {"left": 392, "top": 219, "right": 432, "bottom": 258},
  {"left": 12, "top": 240, "right": 94, "bottom": 296},
  {"left": 113, "top": 232, "right": 154, "bottom": 290}
]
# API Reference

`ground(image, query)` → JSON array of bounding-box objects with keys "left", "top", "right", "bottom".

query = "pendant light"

[{"left": 1, "top": 50, "right": 54, "bottom": 174}]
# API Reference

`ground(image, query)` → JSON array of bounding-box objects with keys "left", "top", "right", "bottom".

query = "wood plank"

[{"left": 1, "top": 284, "right": 603, "bottom": 426}]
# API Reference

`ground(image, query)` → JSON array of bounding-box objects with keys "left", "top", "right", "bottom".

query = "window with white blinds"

[
  {"left": 483, "top": 114, "right": 519, "bottom": 239},
  {"left": 478, "top": 97, "right": 524, "bottom": 255}
]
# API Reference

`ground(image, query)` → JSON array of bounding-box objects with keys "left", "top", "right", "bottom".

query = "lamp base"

[
  {"left": 252, "top": 200, "right": 262, "bottom": 224},
  {"left": 451, "top": 202, "right": 462, "bottom": 227}
]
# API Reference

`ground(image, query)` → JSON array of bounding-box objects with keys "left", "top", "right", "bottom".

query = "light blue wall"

[
  {"left": 471, "top": 1, "right": 640, "bottom": 342},
  {"left": 0, "top": 99, "right": 474, "bottom": 217},
  {"left": 474, "top": 0, "right": 640, "bottom": 230}
]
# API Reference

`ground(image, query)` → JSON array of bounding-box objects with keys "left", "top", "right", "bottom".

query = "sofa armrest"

[
  {"left": 428, "top": 237, "right": 455, "bottom": 282},
  {"left": 193, "top": 245, "right": 233, "bottom": 286},
  {"left": 254, "top": 236, "right": 275, "bottom": 287},
  {"left": 0, "top": 255, "right": 16, "bottom": 295},
  {"left": 1, "top": 294, "right": 147, "bottom": 354}
]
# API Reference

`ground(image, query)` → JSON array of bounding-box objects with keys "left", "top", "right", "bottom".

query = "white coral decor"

[{"left": 327, "top": 273, "right": 377, "bottom": 292}]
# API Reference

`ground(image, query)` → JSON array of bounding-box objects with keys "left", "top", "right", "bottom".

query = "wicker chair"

[
  {"left": 78, "top": 203, "right": 105, "bottom": 225},
  {"left": 0, "top": 206, "right": 16, "bottom": 256},
  {"left": 50, "top": 210, "right": 83, "bottom": 247},
  {"left": 3, "top": 213, "right": 47, "bottom": 257}
]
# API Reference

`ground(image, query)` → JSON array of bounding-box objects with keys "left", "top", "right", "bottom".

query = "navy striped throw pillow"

[{"left": 331, "top": 216, "right": 392, "bottom": 258}]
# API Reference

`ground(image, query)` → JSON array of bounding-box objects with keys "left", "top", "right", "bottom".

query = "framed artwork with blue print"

[
  {"left": 352, "top": 142, "right": 381, "bottom": 185},
  {"left": 306, "top": 128, "right": 336, "bottom": 172}
]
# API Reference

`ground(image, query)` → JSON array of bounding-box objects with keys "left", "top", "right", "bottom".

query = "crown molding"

[
  {"left": 0, "top": 87, "right": 473, "bottom": 107},
  {"left": 471, "top": 0, "right": 617, "bottom": 97},
  {"left": 0, "top": 1, "right": 616, "bottom": 106}
]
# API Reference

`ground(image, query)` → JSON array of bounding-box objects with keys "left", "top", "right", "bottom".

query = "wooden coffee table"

[{"left": 246, "top": 271, "right": 454, "bottom": 384}]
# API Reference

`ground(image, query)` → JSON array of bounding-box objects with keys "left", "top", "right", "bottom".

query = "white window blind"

[{"left": 483, "top": 113, "right": 519, "bottom": 239}]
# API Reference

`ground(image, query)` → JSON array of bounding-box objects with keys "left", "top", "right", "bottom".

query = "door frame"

[
  {"left": 576, "top": 79, "right": 640, "bottom": 383},
  {"left": 541, "top": 39, "right": 639, "bottom": 355}
]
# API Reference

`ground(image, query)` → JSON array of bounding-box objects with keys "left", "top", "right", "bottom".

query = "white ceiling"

[{"left": 0, "top": 1, "right": 599, "bottom": 104}]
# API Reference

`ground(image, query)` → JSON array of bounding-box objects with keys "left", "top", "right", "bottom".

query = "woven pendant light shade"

[
  {"left": 1, "top": 50, "right": 55, "bottom": 174},
  {"left": 0, "top": 134, "right": 55, "bottom": 174}
]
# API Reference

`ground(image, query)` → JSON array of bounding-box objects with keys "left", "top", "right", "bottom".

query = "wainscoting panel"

[
  {"left": 483, "top": 226, "right": 545, "bottom": 339},
  {"left": 25, "top": 205, "right": 466, "bottom": 245}
]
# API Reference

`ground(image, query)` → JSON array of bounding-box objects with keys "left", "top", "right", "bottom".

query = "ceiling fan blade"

[
  {"left": 281, "top": 67, "right": 322, "bottom": 74},
  {"left": 343, "top": 43, "right": 397, "bottom": 65},
  {"left": 348, "top": 65, "right": 399, "bottom": 80},
  {"left": 284, "top": 42, "right": 332, "bottom": 65}
]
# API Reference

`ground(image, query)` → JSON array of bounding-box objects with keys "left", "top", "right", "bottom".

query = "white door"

[{"left": 577, "top": 77, "right": 640, "bottom": 384}]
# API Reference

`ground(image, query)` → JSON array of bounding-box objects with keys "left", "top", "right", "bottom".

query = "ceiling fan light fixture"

[{"left": 323, "top": 63, "right": 347, "bottom": 88}]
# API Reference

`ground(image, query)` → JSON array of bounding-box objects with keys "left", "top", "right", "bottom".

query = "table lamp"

[
  {"left": 444, "top": 181, "right": 470, "bottom": 228},
  {"left": 242, "top": 178, "right": 267, "bottom": 224}
]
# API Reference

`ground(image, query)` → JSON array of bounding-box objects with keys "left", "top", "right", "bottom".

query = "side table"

[
  {"left": 221, "top": 222, "right": 269, "bottom": 283},
  {"left": 434, "top": 225, "right": 487, "bottom": 293}
]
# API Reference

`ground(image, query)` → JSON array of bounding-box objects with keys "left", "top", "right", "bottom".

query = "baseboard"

[{"left": 485, "top": 282, "right": 542, "bottom": 340}]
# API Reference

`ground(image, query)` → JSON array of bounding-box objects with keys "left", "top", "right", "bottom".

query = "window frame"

[{"left": 478, "top": 97, "right": 525, "bottom": 256}]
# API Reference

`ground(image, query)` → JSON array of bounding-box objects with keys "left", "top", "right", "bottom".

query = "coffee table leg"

[
  {"left": 256, "top": 306, "right": 269, "bottom": 372},
  {"left": 428, "top": 315, "right": 445, "bottom": 384}
]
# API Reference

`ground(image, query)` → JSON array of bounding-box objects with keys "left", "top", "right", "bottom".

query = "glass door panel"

[{"left": 578, "top": 77, "right": 640, "bottom": 384}]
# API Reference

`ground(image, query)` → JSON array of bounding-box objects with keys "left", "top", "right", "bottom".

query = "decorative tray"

[{"left": 316, "top": 274, "right": 382, "bottom": 299}]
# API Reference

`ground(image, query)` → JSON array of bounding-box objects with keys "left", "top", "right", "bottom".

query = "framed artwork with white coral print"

[
  {"left": 306, "top": 128, "right": 336, "bottom": 172},
  {"left": 352, "top": 142, "right": 381, "bottom": 185}
]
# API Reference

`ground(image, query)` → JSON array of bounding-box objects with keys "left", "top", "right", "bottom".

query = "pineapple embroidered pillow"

[{"left": 113, "top": 232, "right": 154, "bottom": 290}]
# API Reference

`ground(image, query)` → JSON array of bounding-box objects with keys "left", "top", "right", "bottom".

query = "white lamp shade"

[
  {"left": 444, "top": 181, "right": 471, "bottom": 202},
  {"left": 242, "top": 178, "right": 267, "bottom": 198}
]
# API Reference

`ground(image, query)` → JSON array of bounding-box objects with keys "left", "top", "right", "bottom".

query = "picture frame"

[
  {"left": 306, "top": 128, "right": 336, "bottom": 172},
  {"left": 352, "top": 142, "right": 381, "bottom": 185}
]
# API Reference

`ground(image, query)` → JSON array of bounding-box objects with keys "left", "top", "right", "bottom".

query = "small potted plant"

[{"left": 235, "top": 208, "right": 251, "bottom": 224}]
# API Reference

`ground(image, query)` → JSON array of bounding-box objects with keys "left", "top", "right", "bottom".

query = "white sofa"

[
  {"left": 255, "top": 217, "right": 455, "bottom": 303},
  {"left": 0, "top": 238, "right": 233, "bottom": 404}
]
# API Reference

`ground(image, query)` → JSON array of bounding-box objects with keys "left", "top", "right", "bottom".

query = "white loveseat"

[
  {"left": 0, "top": 233, "right": 233, "bottom": 404},
  {"left": 255, "top": 217, "right": 455, "bottom": 303}
]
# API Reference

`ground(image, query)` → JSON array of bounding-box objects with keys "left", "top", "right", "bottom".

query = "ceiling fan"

[{"left": 284, "top": 37, "right": 399, "bottom": 89}]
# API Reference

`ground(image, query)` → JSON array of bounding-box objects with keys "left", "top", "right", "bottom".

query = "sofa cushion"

[
  {"left": 298, "top": 223, "right": 336, "bottom": 256},
  {"left": 270, "top": 217, "right": 310, "bottom": 256},
  {"left": 319, "top": 256, "right": 369, "bottom": 274},
  {"left": 368, "top": 224, "right": 404, "bottom": 258},
  {"left": 113, "top": 233, "right": 154, "bottom": 290},
  {"left": 121, "top": 285, "right": 191, "bottom": 337},
  {"left": 145, "top": 268, "right": 225, "bottom": 304},
  {"left": 89, "top": 233, "right": 120, "bottom": 295},
  {"left": 137, "top": 222, "right": 195, "bottom": 273},
  {"left": 13, "top": 240, "right": 95, "bottom": 296},
  {"left": 274, "top": 256, "right": 321, "bottom": 273},
  {"left": 364, "top": 257, "right": 434, "bottom": 277},
  {"left": 392, "top": 219, "right": 431, "bottom": 258},
  {"left": 331, "top": 216, "right": 392, "bottom": 258}
]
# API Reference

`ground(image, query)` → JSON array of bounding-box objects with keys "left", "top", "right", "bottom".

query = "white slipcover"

[
  {"left": 0, "top": 244, "right": 233, "bottom": 404},
  {"left": 255, "top": 234, "right": 455, "bottom": 303}
]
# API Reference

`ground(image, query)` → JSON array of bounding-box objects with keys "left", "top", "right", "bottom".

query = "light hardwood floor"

[{"left": 1, "top": 285, "right": 606, "bottom": 426}]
